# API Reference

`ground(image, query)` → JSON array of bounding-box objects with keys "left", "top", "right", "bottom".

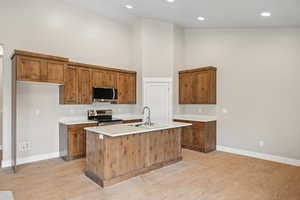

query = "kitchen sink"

[{"left": 127, "top": 122, "right": 167, "bottom": 129}]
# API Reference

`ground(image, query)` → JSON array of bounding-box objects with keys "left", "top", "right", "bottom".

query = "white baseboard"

[
  {"left": 1, "top": 152, "right": 60, "bottom": 168},
  {"left": 217, "top": 145, "right": 300, "bottom": 167}
]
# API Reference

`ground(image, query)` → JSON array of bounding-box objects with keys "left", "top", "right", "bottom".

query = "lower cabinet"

[
  {"left": 59, "top": 123, "right": 97, "bottom": 161},
  {"left": 174, "top": 120, "right": 216, "bottom": 153}
]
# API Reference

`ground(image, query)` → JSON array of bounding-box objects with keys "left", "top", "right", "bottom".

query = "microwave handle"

[{"left": 113, "top": 88, "right": 115, "bottom": 100}]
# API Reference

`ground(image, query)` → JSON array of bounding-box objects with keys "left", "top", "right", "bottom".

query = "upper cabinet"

[
  {"left": 118, "top": 72, "right": 136, "bottom": 104},
  {"left": 91, "top": 69, "right": 118, "bottom": 89},
  {"left": 14, "top": 50, "right": 67, "bottom": 84},
  {"left": 179, "top": 72, "right": 193, "bottom": 104},
  {"left": 12, "top": 50, "right": 137, "bottom": 105},
  {"left": 62, "top": 66, "right": 78, "bottom": 104},
  {"left": 77, "top": 67, "right": 92, "bottom": 104},
  {"left": 179, "top": 67, "right": 217, "bottom": 104}
]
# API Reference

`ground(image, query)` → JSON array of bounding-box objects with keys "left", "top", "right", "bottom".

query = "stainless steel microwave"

[{"left": 92, "top": 88, "right": 118, "bottom": 102}]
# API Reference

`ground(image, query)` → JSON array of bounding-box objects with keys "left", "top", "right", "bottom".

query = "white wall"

[
  {"left": 140, "top": 19, "right": 174, "bottom": 77},
  {"left": 173, "top": 25, "right": 184, "bottom": 114},
  {"left": 184, "top": 28, "right": 300, "bottom": 160},
  {"left": 0, "top": 0, "right": 139, "bottom": 165}
]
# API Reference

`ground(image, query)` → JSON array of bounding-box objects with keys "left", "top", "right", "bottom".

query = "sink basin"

[{"left": 127, "top": 123, "right": 167, "bottom": 129}]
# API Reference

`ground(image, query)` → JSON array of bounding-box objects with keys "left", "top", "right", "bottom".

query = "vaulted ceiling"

[{"left": 65, "top": 0, "right": 300, "bottom": 28}]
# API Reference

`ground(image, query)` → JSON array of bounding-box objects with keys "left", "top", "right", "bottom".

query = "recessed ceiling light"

[
  {"left": 166, "top": 0, "right": 175, "bottom": 2},
  {"left": 197, "top": 16, "right": 206, "bottom": 21},
  {"left": 125, "top": 4, "right": 133, "bottom": 9},
  {"left": 261, "top": 12, "right": 272, "bottom": 17}
]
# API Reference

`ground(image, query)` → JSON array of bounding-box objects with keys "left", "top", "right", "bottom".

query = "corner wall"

[{"left": 183, "top": 28, "right": 300, "bottom": 160}]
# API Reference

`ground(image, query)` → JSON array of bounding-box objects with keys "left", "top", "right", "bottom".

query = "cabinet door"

[
  {"left": 63, "top": 66, "right": 78, "bottom": 104},
  {"left": 46, "top": 61, "right": 65, "bottom": 84},
  {"left": 181, "top": 126, "right": 193, "bottom": 147},
  {"left": 91, "top": 69, "right": 105, "bottom": 88},
  {"left": 127, "top": 74, "right": 136, "bottom": 104},
  {"left": 117, "top": 73, "right": 136, "bottom": 104},
  {"left": 193, "top": 123, "right": 205, "bottom": 151},
  {"left": 17, "top": 56, "right": 43, "bottom": 82},
  {"left": 68, "top": 130, "right": 80, "bottom": 157},
  {"left": 78, "top": 68, "right": 92, "bottom": 104},
  {"left": 92, "top": 69, "right": 118, "bottom": 88},
  {"left": 179, "top": 73, "right": 193, "bottom": 104},
  {"left": 192, "top": 71, "right": 210, "bottom": 104},
  {"left": 102, "top": 71, "right": 118, "bottom": 88},
  {"left": 204, "top": 121, "right": 217, "bottom": 152}
]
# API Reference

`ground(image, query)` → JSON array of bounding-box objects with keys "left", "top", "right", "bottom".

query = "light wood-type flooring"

[{"left": 0, "top": 149, "right": 299, "bottom": 200}]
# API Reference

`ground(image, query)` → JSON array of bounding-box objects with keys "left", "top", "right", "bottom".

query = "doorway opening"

[{"left": 143, "top": 78, "right": 173, "bottom": 124}]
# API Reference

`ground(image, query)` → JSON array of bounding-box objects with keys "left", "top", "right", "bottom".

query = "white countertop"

[
  {"left": 59, "top": 114, "right": 143, "bottom": 125},
  {"left": 173, "top": 114, "right": 217, "bottom": 122},
  {"left": 59, "top": 120, "right": 98, "bottom": 125},
  {"left": 85, "top": 122, "right": 191, "bottom": 137},
  {"left": 113, "top": 114, "right": 143, "bottom": 121}
]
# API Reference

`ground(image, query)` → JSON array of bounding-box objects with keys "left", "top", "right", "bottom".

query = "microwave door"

[{"left": 93, "top": 88, "right": 115, "bottom": 102}]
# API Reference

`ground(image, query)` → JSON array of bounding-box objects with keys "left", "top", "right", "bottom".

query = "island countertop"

[{"left": 84, "top": 122, "right": 191, "bottom": 137}]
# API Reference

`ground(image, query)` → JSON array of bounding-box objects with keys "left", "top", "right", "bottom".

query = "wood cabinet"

[
  {"left": 91, "top": 69, "right": 118, "bottom": 89},
  {"left": 179, "top": 67, "right": 216, "bottom": 104},
  {"left": 12, "top": 50, "right": 137, "bottom": 105},
  {"left": 85, "top": 128, "right": 182, "bottom": 187},
  {"left": 77, "top": 68, "right": 92, "bottom": 104},
  {"left": 118, "top": 72, "right": 136, "bottom": 104},
  {"left": 46, "top": 61, "right": 65, "bottom": 83},
  {"left": 179, "top": 72, "right": 193, "bottom": 104},
  {"left": 62, "top": 66, "right": 78, "bottom": 104},
  {"left": 174, "top": 119, "right": 216, "bottom": 153},
  {"left": 60, "top": 66, "right": 92, "bottom": 104},
  {"left": 14, "top": 51, "right": 67, "bottom": 84},
  {"left": 59, "top": 123, "right": 97, "bottom": 161}
]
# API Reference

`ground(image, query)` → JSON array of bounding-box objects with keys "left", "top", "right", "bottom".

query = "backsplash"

[
  {"left": 58, "top": 103, "right": 142, "bottom": 121},
  {"left": 175, "top": 104, "right": 217, "bottom": 116}
]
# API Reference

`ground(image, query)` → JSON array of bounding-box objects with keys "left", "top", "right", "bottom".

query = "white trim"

[
  {"left": 217, "top": 145, "right": 300, "bottom": 167},
  {"left": 143, "top": 77, "right": 173, "bottom": 83},
  {"left": 1, "top": 152, "right": 60, "bottom": 168},
  {"left": 143, "top": 77, "right": 173, "bottom": 123}
]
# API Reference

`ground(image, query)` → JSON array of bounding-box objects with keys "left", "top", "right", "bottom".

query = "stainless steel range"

[{"left": 88, "top": 109, "right": 122, "bottom": 126}]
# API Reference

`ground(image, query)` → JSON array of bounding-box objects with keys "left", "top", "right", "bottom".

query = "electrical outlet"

[
  {"left": 222, "top": 108, "right": 228, "bottom": 114},
  {"left": 19, "top": 141, "right": 32, "bottom": 152},
  {"left": 259, "top": 140, "right": 264, "bottom": 147},
  {"left": 35, "top": 109, "right": 40, "bottom": 116}
]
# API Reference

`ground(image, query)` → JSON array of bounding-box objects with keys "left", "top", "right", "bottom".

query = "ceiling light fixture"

[
  {"left": 197, "top": 16, "right": 206, "bottom": 21},
  {"left": 166, "top": 0, "right": 175, "bottom": 2},
  {"left": 260, "top": 12, "right": 272, "bottom": 17},
  {"left": 125, "top": 4, "right": 133, "bottom": 9}
]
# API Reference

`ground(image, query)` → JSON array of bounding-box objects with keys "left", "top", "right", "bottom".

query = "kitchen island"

[{"left": 84, "top": 122, "right": 191, "bottom": 187}]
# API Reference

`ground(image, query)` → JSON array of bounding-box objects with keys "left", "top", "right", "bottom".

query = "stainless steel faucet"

[{"left": 142, "top": 106, "right": 152, "bottom": 126}]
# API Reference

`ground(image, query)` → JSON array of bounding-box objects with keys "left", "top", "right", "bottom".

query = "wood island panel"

[{"left": 85, "top": 128, "right": 182, "bottom": 187}]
